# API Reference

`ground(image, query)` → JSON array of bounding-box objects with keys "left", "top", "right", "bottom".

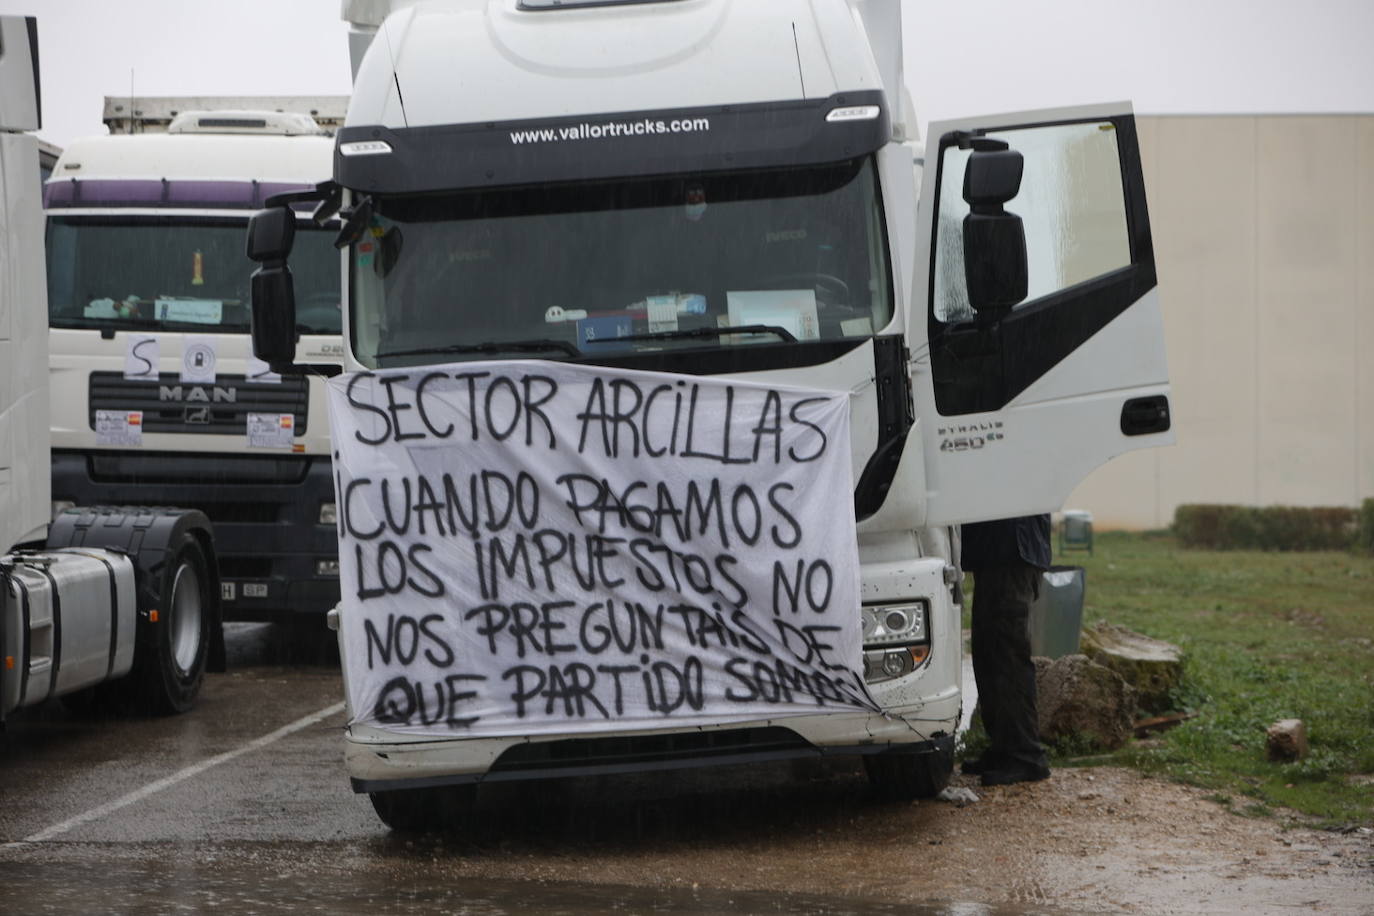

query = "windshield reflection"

[
  {"left": 47, "top": 217, "right": 342, "bottom": 335},
  {"left": 351, "top": 157, "right": 892, "bottom": 368}
]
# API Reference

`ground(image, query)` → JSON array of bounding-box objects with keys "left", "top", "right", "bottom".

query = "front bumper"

[
  {"left": 340, "top": 552, "right": 962, "bottom": 793},
  {"left": 52, "top": 449, "right": 340, "bottom": 620},
  {"left": 345, "top": 694, "right": 961, "bottom": 793}
]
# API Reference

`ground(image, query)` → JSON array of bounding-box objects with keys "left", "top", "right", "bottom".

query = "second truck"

[{"left": 45, "top": 96, "right": 346, "bottom": 644}]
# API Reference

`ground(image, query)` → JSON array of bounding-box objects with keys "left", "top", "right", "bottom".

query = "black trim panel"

[
  {"left": 16, "top": 574, "right": 31, "bottom": 708},
  {"left": 25, "top": 17, "right": 40, "bottom": 130},
  {"left": 853, "top": 335, "right": 913, "bottom": 520},
  {"left": 337, "top": 91, "right": 889, "bottom": 195},
  {"left": 39, "top": 566, "right": 61, "bottom": 701}
]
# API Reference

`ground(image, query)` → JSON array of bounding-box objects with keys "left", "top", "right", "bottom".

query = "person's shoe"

[
  {"left": 959, "top": 752, "right": 1006, "bottom": 776},
  {"left": 980, "top": 761, "right": 1051, "bottom": 786}
]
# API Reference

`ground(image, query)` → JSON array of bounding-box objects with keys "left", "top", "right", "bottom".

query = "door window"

[
  {"left": 927, "top": 116, "right": 1154, "bottom": 416},
  {"left": 934, "top": 121, "right": 1131, "bottom": 322}
]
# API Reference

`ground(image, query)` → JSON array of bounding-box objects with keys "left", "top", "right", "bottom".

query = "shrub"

[
  {"left": 1173, "top": 504, "right": 1358, "bottom": 551},
  {"left": 1358, "top": 499, "right": 1374, "bottom": 554}
]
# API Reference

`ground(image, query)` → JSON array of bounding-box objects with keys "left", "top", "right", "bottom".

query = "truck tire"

[
  {"left": 369, "top": 784, "right": 477, "bottom": 833},
  {"left": 132, "top": 533, "right": 212, "bottom": 714},
  {"left": 864, "top": 741, "right": 954, "bottom": 801}
]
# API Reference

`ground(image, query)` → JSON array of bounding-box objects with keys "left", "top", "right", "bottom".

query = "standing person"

[{"left": 960, "top": 514, "right": 1052, "bottom": 786}]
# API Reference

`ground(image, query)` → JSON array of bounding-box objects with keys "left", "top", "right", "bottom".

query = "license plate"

[
  {"left": 243, "top": 583, "right": 269, "bottom": 598},
  {"left": 221, "top": 582, "right": 236, "bottom": 600}
]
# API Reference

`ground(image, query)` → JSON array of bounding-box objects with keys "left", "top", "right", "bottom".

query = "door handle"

[{"left": 1120, "top": 395, "right": 1170, "bottom": 436}]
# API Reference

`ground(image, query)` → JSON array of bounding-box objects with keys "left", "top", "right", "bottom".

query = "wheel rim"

[{"left": 168, "top": 562, "right": 204, "bottom": 676}]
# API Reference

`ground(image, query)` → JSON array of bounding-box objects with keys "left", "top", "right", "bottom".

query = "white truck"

[
  {"left": 45, "top": 96, "right": 346, "bottom": 645},
  {"left": 1, "top": 15, "right": 221, "bottom": 723},
  {"left": 248, "top": 0, "right": 1173, "bottom": 830}
]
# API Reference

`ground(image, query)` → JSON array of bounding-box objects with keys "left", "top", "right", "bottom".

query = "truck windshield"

[
  {"left": 351, "top": 157, "right": 891, "bottom": 368},
  {"left": 47, "top": 216, "right": 342, "bottom": 335}
]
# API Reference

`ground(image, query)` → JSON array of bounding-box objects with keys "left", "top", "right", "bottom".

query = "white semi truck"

[
  {"left": 45, "top": 97, "right": 346, "bottom": 643},
  {"left": 248, "top": 0, "right": 1173, "bottom": 829},
  {"left": 1, "top": 16, "right": 221, "bottom": 723}
]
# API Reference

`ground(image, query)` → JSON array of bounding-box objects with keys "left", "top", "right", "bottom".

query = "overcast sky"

[{"left": 3, "top": 0, "right": 1372, "bottom": 148}]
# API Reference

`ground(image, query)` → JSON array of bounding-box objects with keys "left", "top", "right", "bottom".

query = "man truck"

[
  {"left": 248, "top": 0, "right": 1173, "bottom": 830},
  {"left": 45, "top": 96, "right": 346, "bottom": 647},
  {"left": 1, "top": 15, "right": 222, "bottom": 723}
]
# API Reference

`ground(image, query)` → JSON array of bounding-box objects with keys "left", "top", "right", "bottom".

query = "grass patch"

[{"left": 1068, "top": 531, "right": 1374, "bottom": 827}]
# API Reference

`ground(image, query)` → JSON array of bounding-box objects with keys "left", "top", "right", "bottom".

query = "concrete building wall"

[{"left": 1065, "top": 115, "right": 1374, "bottom": 529}]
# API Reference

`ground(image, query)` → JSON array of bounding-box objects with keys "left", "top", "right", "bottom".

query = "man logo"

[
  {"left": 184, "top": 406, "right": 211, "bottom": 424},
  {"left": 159, "top": 385, "right": 238, "bottom": 403}
]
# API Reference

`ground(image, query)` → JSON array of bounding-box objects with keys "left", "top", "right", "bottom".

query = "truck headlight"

[
  {"left": 319, "top": 502, "right": 337, "bottom": 525},
  {"left": 861, "top": 601, "right": 931, "bottom": 684},
  {"left": 861, "top": 601, "right": 929, "bottom": 646}
]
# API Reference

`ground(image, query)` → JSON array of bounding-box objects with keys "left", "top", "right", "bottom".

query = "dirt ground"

[{"left": 369, "top": 763, "right": 1374, "bottom": 914}]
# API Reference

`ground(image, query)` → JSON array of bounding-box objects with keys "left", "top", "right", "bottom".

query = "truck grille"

[{"left": 88, "top": 372, "right": 308, "bottom": 435}]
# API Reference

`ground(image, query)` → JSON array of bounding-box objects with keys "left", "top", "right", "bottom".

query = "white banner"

[{"left": 326, "top": 361, "right": 874, "bottom": 738}]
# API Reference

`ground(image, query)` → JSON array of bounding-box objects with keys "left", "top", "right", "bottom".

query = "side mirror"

[
  {"left": 962, "top": 147, "right": 1028, "bottom": 315},
  {"left": 246, "top": 206, "right": 296, "bottom": 262},
  {"left": 246, "top": 206, "right": 298, "bottom": 366}
]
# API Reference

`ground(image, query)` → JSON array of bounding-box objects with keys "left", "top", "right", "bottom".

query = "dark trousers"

[{"left": 970, "top": 563, "right": 1048, "bottom": 768}]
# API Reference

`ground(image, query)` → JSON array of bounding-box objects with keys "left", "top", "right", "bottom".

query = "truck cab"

[
  {"left": 250, "top": 0, "right": 1171, "bottom": 829},
  {"left": 2, "top": 16, "right": 220, "bottom": 722},
  {"left": 45, "top": 101, "right": 345, "bottom": 636}
]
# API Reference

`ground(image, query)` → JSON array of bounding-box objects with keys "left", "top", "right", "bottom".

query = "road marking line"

[{"left": 2, "top": 701, "right": 345, "bottom": 848}]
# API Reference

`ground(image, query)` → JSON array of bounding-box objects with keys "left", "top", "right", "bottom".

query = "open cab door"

[{"left": 913, "top": 102, "right": 1173, "bottom": 525}]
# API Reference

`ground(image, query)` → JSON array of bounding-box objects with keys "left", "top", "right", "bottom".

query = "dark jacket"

[{"left": 961, "top": 514, "right": 1051, "bottom": 572}]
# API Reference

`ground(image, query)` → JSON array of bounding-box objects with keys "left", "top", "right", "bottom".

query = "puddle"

[{"left": 0, "top": 860, "right": 1074, "bottom": 915}]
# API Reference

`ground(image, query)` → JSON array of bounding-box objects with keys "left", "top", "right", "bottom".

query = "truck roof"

[
  {"left": 346, "top": 0, "right": 900, "bottom": 135},
  {"left": 103, "top": 95, "right": 349, "bottom": 134},
  {"left": 48, "top": 132, "right": 335, "bottom": 186}
]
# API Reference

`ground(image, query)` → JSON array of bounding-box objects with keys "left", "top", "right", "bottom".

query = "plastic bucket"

[{"left": 1029, "top": 565, "right": 1085, "bottom": 658}]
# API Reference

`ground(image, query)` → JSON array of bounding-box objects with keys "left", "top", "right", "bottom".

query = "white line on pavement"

[{"left": 2, "top": 701, "right": 346, "bottom": 849}]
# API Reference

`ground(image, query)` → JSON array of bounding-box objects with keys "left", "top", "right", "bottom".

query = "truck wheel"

[
  {"left": 369, "top": 784, "right": 476, "bottom": 833},
  {"left": 864, "top": 743, "right": 954, "bottom": 801},
  {"left": 134, "top": 534, "right": 212, "bottom": 714}
]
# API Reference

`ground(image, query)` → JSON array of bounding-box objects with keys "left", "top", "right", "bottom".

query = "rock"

[
  {"left": 1035, "top": 654, "right": 1137, "bottom": 751},
  {"left": 936, "top": 786, "right": 980, "bottom": 806},
  {"left": 1079, "top": 622, "right": 1184, "bottom": 714},
  {"left": 1266, "top": 718, "right": 1308, "bottom": 761}
]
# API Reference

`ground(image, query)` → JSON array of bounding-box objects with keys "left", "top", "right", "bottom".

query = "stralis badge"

[
  {"left": 247, "top": 412, "right": 295, "bottom": 449},
  {"left": 181, "top": 336, "right": 218, "bottom": 384},
  {"left": 95, "top": 410, "right": 143, "bottom": 446}
]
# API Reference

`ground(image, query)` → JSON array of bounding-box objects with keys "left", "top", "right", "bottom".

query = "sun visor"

[{"left": 335, "top": 91, "right": 889, "bottom": 195}]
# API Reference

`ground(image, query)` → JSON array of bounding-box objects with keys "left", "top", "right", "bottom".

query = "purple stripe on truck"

[{"left": 44, "top": 179, "right": 315, "bottom": 210}]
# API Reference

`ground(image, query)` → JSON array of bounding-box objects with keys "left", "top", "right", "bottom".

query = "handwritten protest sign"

[{"left": 326, "top": 361, "right": 875, "bottom": 737}]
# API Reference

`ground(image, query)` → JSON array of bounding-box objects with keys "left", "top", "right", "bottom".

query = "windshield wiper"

[
  {"left": 375, "top": 339, "right": 582, "bottom": 359},
  {"left": 584, "top": 324, "right": 797, "bottom": 345},
  {"left": 52, "top": 316, "right": 247, "bottom": 334}
]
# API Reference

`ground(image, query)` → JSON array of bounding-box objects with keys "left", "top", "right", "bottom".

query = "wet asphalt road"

[{"left": 0, "top": 624, "right": 1025, "bottom": 916}]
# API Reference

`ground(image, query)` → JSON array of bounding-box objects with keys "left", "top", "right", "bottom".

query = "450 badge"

[{"left": 937, "top": 421, "right": 1006, "bottom": 453}]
